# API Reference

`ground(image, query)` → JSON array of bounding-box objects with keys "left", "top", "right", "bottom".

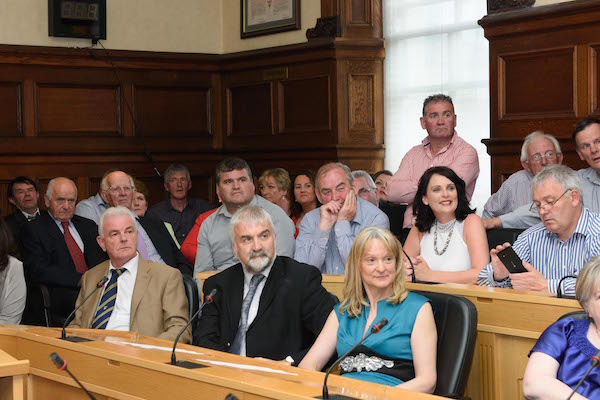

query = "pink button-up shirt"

[{"left": 383, "top": 132, "right": 479, "bottom": 228}]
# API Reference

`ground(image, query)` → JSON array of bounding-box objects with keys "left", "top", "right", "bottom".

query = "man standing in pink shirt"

[{"left": 381, "top": 94, "right": 479, "bottom": 232}]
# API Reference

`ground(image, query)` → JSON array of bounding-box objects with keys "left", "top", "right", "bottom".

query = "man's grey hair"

[
  {"left": 100, "top": 170, "right": 135, "bottom": 192},
  {"left": 229, "top": 205, "right": 275, "bottom": 244},
  {"left": 315, "top": 162, "right": 353, "bottom": 192},
  {"left": 531, "top": 165, "right": 583, "bottom": 204},
  {"left": 46, "top": 177, "right": 78, "bottom": 199},
  {"left": 98, "top": 206, "right": 137, "bottom": 238},
  {"left": 163, "top": 164, "right": 191, "bottom": 185},
  {"left": 351, "top": 170, "right": 376, "bottom": 189},
  {"left": 520, "top": 131, "right": 562, "bottom": 162},
  {"left": 422, "top": 94, "right": 454, "bottom": 117}
]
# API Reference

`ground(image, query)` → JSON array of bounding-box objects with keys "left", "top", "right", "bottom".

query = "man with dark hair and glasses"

[
  {"left": 477, "top": 165, "right": 600, "bottom": 296},
  {"left": 482, "top": 131, "right": 563, "bottom": 230}
]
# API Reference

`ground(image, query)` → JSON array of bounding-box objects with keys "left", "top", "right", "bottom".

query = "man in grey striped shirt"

[{"left": 477, "top": 165, "right": 600, "bottom": 296}]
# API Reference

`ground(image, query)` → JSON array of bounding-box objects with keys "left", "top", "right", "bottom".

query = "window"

[{"left": 383, "top": 0, "right": 490, "bottom": 211}]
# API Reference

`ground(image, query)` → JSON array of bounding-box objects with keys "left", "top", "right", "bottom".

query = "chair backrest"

[
  {"left": 414, "top": 290, "right": 477, "bottom": 397},
  {"left": 558, "top": 310, "right": 587, "bottom": 321},
  {"left": 486, "top": 228, "right": 525, "bottom": 250},
  {"left": 378, "top": 201, "right": 407, "bottom": 239},
  {"left": 182, "top": 274, "right": 200, "bottom": 330}
]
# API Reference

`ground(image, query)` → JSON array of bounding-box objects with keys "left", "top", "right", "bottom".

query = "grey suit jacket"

[{"left": 69, "top": 257, "right": 191, "bottom": 343}]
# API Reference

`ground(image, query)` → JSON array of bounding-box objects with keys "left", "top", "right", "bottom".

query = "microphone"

[
  {"left": 49, "top": 352, "right": 96, "bottom": 400},
  {"left": 62, "top": 275, "right": 109, "bottom": 341},
  {"left": 321, "top": 318, "right": 388, "bottom": 399},
  {"left": 402, "top": 248, "right": 416, "bottom": 283},
  {"left": 169, "top": 288, "right": 217, "bottom": 368},
  {"left": 566, "top": 349, "right": 600, "bottom": 399}
]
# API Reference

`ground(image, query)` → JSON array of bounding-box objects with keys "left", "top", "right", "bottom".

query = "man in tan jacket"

[{"left": 69, "top": 206, "right": 191, "bottom": 343}]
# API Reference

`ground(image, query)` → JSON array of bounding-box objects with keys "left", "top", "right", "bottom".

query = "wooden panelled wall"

[
  {"left": 0, "top": 0, "right": 384, "bottom": 215},
  {"left": 480, "top": 1, "right": 600, "bottom": 191}
]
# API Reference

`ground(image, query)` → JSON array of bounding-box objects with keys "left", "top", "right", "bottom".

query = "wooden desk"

[
  {"left": 0, "top": 326, "right": 443, "bottom": 400},
  {"left": 199, "top": 273, "right": 581, "bottom": 399},
  {"left": 0, "top": 342, "right": 29, "bottom": 400}
]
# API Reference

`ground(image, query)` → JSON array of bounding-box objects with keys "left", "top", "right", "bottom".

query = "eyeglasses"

[
  {"left": 528, "top": 151, "right": 558, "bottom": 164},
  {"left": 529, "top": 189, "right": 571, "bottom": 212},
  {"left": 358, "top": 188, "right": 373, "bottom": 196},
  {"left": 107, "top": 186, "right": 134, "bottom": 194}
]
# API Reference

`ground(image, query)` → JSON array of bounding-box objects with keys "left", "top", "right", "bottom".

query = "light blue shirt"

[
  {"left": 482, "top": 169, "right": 533, "bottom": 219},
  {"left": 294, "top": 197, "right": 389, "bottom": 274},
  {"left": 478, "top": 207, "right": 600, "bottom": 295},
  {"left": 74, "top": 193, "right": 108, "bottom": 225},
  {"left": 134, "top": 219, "right": 166, "bottom": 265}
]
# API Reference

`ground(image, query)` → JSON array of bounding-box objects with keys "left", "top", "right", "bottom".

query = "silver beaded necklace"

[{"left": 433, "top": 219, "right": 456, "bottom": 256}]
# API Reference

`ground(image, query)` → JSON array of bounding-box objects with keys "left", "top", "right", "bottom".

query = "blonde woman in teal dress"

[{"left": 299, "top": 227, "right": 437, "bottom": 392}]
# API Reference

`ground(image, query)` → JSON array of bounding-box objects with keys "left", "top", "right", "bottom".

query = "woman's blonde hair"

[
  {"left": 339, "top": 227, "right": 408, "bottom": 317},
  {"left": 576, "top": 256, "right": 600, "bottom": 311},
  {"left": 258, "top": 168, "right": 292, "bottom": 200}
]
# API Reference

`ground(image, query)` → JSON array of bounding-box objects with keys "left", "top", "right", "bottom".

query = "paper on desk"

[
  {"left": 194, "top": 359, "right": 297, "bottom": 376},
  {"left": 104, "top": 338, "right": 203, "bottom": 355}
]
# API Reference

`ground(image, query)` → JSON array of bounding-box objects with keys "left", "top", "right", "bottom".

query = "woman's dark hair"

[
  {"left": 0, "top": 217, "right": 18, "bottom": 272},
  {"left": 290, "top": 169, "right": 321, "bottom": 218},
  {"left": 413, "top": 166, "right": 475, "bottom": 232}
]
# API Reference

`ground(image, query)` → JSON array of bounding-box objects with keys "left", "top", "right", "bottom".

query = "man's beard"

[{"left": 247, "top": 249, "right": 273, "bottom": 274}]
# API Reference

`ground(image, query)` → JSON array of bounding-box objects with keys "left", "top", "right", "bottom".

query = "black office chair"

[
  {"left": 558, "top": 310, "right": 587, "bottom": 321},
  {"left": 182, "top": 274, "right": 200, "bottom": 334},
  {"left": 414, "top": 290, "right": 477, "bottom": 399},
  {"left": 21, "top": 282, "right": 51, "bottom": 327},
  {"left": 378, "top": 201, "right": 407, "bottom": 240},
  {"left": 486, "top": 228, "right": 525, "bottom": 250}
]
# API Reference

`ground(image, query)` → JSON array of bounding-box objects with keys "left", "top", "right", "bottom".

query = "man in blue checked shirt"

[{"left": 477, "top": 165, "right": 600, "bottom": 296}]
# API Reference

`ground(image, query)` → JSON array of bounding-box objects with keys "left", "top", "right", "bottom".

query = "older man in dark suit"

[
  {"left": 20, "top": 177, "right": 107, "bottom": 324},
  {"left": 196, "top": 205, "right": 336, "bottom": 365}
]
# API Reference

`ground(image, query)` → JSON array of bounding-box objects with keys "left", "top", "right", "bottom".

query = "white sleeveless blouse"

[{"left": 420, "top": 219, "right": 471, "bottom": 272}]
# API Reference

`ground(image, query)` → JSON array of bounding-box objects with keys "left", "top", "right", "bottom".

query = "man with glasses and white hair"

[
  {"left": 477, "top": 165, "right": 600, "bottom": 295},
  {"left": 97, "top": 170, "right": 191, "bottom": 276},
  {"left": 196, "top": 205, "right": 336, "bottom": 364},
  {"left": 351, "top": 170, "right": 378, "bottom": 207},
  {"left": 482, "top": 131, "right": 563, "bottom": 229}
]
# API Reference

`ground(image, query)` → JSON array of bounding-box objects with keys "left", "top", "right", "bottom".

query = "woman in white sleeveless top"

[{"left": 403, "top": 167, "right": 489, "bottom": 284}]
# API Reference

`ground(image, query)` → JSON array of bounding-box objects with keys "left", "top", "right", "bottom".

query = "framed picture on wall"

[{"left": 241, "top": 0, "right": 301, "bottom": 39}]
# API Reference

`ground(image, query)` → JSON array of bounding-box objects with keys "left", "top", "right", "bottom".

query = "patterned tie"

[
  {"left": 229, "top": 274, "right": 265, "bottom": 355},
  {"left": 91, "top": 268, "right": 126, "bottom": 329},
  {"left": 61, "top": 221, "right": 88, "bottom": 274}
]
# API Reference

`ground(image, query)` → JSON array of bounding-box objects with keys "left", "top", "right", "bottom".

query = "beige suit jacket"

[{"left": 69, "top": 257, "right": 191, "bottom": 344}]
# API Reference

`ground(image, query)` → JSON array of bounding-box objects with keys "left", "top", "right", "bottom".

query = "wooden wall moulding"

[
  {"left": 321, "top": 0, "right": 382, "bottom": 39},
  {"left": 0, "top": 36, "right": 384, "bottom": 215},
  {"left": 479, "top": 0, "right": 600, "bottom": 192}
]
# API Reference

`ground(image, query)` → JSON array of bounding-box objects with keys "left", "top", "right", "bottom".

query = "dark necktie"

[
  {"left": 91, "top": 268, "right": 126, "bottom": 329},
  {"left": 61, "top": 221, "right": 88, "bottom": 274},
  {"left": 229, "top": 274, "right": 265, "bottom": 355}
]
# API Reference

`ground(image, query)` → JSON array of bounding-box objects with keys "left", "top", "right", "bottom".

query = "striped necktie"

[
  {"left": 91, "top": 268, "right": 126, "bottom": 329},
  {"left": 229, "top": 274, "right": 265, "bottom": 355}
]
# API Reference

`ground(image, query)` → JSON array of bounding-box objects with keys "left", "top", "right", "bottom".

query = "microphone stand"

[
  {"left": 169, "top": 288, "right": 217, "bottom": 369},
  {"left": 319, "top": 318, "right": 388, "bottom": 400},
  {"left": 61, "top": 275, "right": 109, "bottom": 342},
  {"left": 566, "top": 350, "right": 600, "bottom": 399},
  {"left": 50, "top": 352, "right": 96, "bottom": 400}
]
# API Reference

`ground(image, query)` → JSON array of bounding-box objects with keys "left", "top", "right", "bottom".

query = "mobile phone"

[{"left": 497, "top": 246, "right": 527, "bottom": 274}]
